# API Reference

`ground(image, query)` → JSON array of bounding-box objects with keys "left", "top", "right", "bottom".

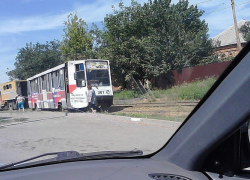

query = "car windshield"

[{"left": 0, "top": 0, "right": 248, "bottom": 165}]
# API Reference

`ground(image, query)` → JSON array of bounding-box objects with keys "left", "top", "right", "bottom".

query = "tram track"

[
  {"left": 114, "top": 110, "right": 192, "bottom": 113},
  {"left": 109, "top": 101, "right": 199, "bottom": 116},
  {"left": 113, "top": 101, "right": 198, "bottom": 107}
]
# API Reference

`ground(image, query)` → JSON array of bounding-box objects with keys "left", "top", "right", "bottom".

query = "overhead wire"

[
  {"left": 115, "top": 0, "right": 250, "bottom": 17},
  {"left": 196, "top": 0, "right": 214, "bottom": 5},
  {"left": 204, "top": 1, "right": 250, "bottom": 14}
]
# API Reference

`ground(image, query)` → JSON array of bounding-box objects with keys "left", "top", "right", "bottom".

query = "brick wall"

[
  {"left": 172, "top": 61, "right": 231, "bottom": 85},
  {"left": 152, "top": 61, "right": 232, "bottom": 89},
  {"left": 214, "top": 43, "right": 246, "bottom": 58}
]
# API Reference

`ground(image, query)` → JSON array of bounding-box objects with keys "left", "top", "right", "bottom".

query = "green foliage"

[
  {"left": 102, "top": 0, "right": 213, "bottom": 87},
  {"left": 153, "top": 77, "right": 216, "bottom": 101},
  {"left": 89, "top": 23, "right": 105, "bottom": 59},
  {"left": 198, "top": 52, "right": 234, "bottom": 66},
  {"left": 114, "top": 90, "right": 141, "bottom": 100},
  {"left": 7, "top": 41, "right": 62, "bottom": 80},
  {"left": 143, "top": 0, "right": 213, "bottom": 75},
  {"left": 60, "top": 12, "right": 93, "bottom": 61},
  {"left": 240, "top": 21, "right": 250, "bottom": 41},
  {"left": 114, "top": 77, "right": 216, "bottom": 100}
]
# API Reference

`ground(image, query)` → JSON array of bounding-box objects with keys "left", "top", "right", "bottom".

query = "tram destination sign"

[{"left": 86, "top": 61, "right": 108, "bottom": 69}]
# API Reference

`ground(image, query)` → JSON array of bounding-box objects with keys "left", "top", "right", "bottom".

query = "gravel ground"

[{"left": 0, "top": 111, "right": 180, "bottom": 164}]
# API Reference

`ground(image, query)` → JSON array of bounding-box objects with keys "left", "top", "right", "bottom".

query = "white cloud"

[
  {"left": 74, "top": 1, "right": 115, "bottom": 23},
  {"left": 0, "top": 1, "right": 106, "bottom": 34},
  {"left": 0, "top": 0, "right": 149, "bottom": 35},
  {"left": 12, "top": 36, "right": 16, "bottom": 43},
  {"left": 74, "top": 0, "right": 149, "bottom": 23},
  {"left": 171, "top": 0, "right": 250, "bottom": 38},
  {"left": 0, "top": 13, "right": 67, "bottom": 35},
  {"left": 0, "top": 0, "right": 249, "bottom": 40},
  {"left": 0, "top": 45, "right": 12, "bottom": 54},
  {"left": 0, "top": 53, "right": 16, "bottom": 66},
  {"left": 236, "top": 5, "right": 250, "bottom": 18},
  {"left": 1, "top": 0, "right": 157, "bottom": 36},
  {"left": 203, "top": 3, "right": 250, "bottom": 37}
]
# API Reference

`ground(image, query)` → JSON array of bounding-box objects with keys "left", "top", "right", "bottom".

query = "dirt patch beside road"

[{"left": 110, "top": 99, "right": 198, "bottom": 121}]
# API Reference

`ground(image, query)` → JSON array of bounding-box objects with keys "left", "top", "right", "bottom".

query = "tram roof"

[
  {"left": 27, "top": 63, "right": 65, "bottom": 81},
  {"left": 26, "top": 59, "right": 110, "bottom": 81}
]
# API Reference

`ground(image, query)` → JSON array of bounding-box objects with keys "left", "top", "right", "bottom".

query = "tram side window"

[
  {"left": 52, "top": 71, "right": 58, "bottom": 88},
  {"left": 75, "top": 63, "right": 84, "bottom": 71},
  {"left": 30, "top": 81, "right": 34, "bottom": 92},
  {"left": 27, "top": 81, "right": 31, "bottom": 95},
  {"left": 31, "top": 80, "right": 38, "bottom": 92},
  {"left": 9, "top": 84, "right": 12, "bottom": 89},
  {"left": 16, "top": 82, "right": 22, "bottom": 95},
  {"left": 41, "top": 76, "right": 46, "bottom": 90},
  {"left": 75, "top": 64, "right": 86, "bottom": 87},
  {"left": 3, "top": 86, "right": 6, "bottom": 90},
  {"left": 37, "top": 77, "right": 41, "bottom": 93},
  {"left": 47, "top": 74, "right": 52, "bottom": 92},
  {"left": 59, "top": 69, "right": 64, "bottom": 90}
]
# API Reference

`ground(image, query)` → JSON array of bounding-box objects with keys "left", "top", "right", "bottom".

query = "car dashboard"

[{"left": 0, "top": 158, "right": 208, "bottom": 180}]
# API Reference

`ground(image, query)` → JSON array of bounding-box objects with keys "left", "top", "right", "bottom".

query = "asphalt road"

[{"left": 0, "top": 111, "right": 180, "bottom": 164}]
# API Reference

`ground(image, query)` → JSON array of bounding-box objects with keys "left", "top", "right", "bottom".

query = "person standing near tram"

[
  {"left": 16, "top": 94, "right": 25, "bottom": 111},
  {"left": 87, "top": 85, "right": 97, "bottom": 113}
]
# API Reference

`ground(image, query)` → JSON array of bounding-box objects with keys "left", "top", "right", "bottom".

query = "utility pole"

[{"left": 231, "top": 0, "right": 242, "bottom": 51}]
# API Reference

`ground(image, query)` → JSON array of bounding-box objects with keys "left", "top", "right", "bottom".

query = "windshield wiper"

[
  {"left": 94, "top": 84, "right": 98, "bottom": 89},
  {"left": 0, "top": 149, "right": 143, "bottom": 170}
]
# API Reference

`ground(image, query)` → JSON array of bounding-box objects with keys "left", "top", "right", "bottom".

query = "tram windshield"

[{"left": 86, "top": 69, "right": 110, "bottom": 87}]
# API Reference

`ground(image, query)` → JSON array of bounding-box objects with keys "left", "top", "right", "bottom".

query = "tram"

[{"left": 27, "top": 59, "right": 113, "bottom": 110}]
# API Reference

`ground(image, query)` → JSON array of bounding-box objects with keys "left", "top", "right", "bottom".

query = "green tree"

[
  {"left": 7, "top": 41, "right": 62, "bottom": 80},
  {"left": 240, "top": 21, "right": 250, "bottom": 41},
  {"left": 89, "top": 23, "right": 107, "bottom": 59},
  {"left": 60, "top": 12, "right": 93, "bottom": 61},
  {"left": 103, "top": 0, "right": 212, "bottom": 88},
  {"left": 102, "top": 1, "right": 151, "bottom": 88},
  {"left": 144, "top": 0, "right": 212, "bottom": 76}
]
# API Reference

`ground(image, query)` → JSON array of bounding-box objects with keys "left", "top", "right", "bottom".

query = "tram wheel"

[
  {"left": 8, "top": 102, "right": 14, "bottom": 110},
  {"left": 58, "top": 104, "right": 63, "bottom": 112},
  {"left": 32, "top": 103, "right": 37, "bottom": 111}
]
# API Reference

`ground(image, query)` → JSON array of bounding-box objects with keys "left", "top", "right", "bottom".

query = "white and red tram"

[{"left": 27, "top": 59, "right": 113, "bottom": 110}]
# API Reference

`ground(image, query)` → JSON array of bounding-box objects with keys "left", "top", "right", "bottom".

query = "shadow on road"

[
  {"left": 107, "top": 105, "right": 133, "bottom": 113},
  {"left": 0, "top": 117, "right": 12, "bottom": 120}
]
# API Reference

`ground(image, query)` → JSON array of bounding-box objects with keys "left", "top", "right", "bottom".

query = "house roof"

[{"left": 213, "top": 19, "right": 247, "bottom": 47}]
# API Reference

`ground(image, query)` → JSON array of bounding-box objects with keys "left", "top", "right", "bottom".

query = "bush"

[
  {"left": 113, "top": 77, "right": 217, "bottom": 101},
  {"left": 154, "top": 77, "right": 216, "bottom": 101}
]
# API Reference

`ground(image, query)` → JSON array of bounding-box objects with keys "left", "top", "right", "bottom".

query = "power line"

[
  {"left": 205, "top": 6, "right": 230, "bottom": 14},
  {"left": 205, "top": 1, "right": 250, "bottom": 14},
  {"left": 196, "top": 0, "right": 214, "bottom": 5}
]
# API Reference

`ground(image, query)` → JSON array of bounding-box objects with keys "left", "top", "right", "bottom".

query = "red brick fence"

[{"left": 151, "top": 61, "right": 231, "bottom": 89}]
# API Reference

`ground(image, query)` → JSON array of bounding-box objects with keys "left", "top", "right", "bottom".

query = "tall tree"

[
  {"left": 143, "top": 0, "right": 212, "bottom": 77},
  {"left": 103, "top": 0, "right": 213, "bottom": 88},
  {"left": 103, "top": 1, "right": 150, "bottom": 87},
  {"left": 7, "top": 41, "right": 62, "bottom": 80},
  {"left": 89, "top": 23, "right": 106, "bottom": 59},
  {"left": 60, "top": 12, "right": 93, "bottom": 61}
]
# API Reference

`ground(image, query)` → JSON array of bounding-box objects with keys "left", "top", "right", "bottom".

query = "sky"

[{"left": 0, "top": 0, "right": 250, "bottom": 84}]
